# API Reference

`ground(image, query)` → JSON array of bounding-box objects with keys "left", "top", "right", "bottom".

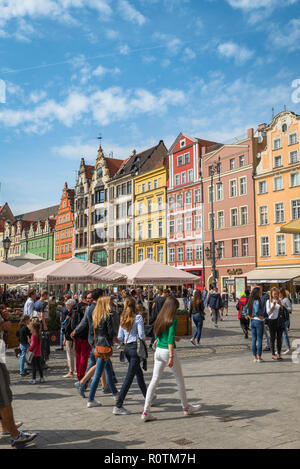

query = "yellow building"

[
  {"left": 134, "top": 143, "right": 168, "bottom": 263},
  {"left": 252, "top": 111, "right": 300, "bottom": 294}
]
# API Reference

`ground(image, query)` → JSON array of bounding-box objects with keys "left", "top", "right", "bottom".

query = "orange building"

[{"left": 54, "top": 182, "right": 75, "bottom": 262}]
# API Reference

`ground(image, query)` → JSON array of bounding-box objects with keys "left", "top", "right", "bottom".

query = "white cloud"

[
  {"left": 153, "top": 33, "right": 183, "bottom": 56},
  {"left": 0, "top": 86, "right": 186, "bottom": 132},
  {"left": 218, "top": 41, "right": 254, "bottom": 64},
  {"left": 118, "top": 0, "right": 146, "bottom": 25},
  {"left": 269, "top": 17, "right": 300, "bottom": 51},
  {"left": 183, "top": 47, "right": 196, "bottom": 61},
  {"left": 119, "top": 44, "right": 130, "bottom": 55},
  {"left": 226, "top": 0, "right": 299, "bottom": 23}
]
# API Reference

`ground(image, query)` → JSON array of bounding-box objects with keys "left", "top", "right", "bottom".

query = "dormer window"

[
  {"left": 282, "top": 124, "right": 287, "bottom": 133},
  {"left": 97, "top": 167, "right": 103, "bottom": 177},
  {"left": 180, "top": 139, "right": 186, "bottom": 148}
]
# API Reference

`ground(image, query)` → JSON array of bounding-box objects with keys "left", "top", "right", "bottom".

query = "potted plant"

[{"left": 175, "top": 309, "right": 191, "bottom": 336}]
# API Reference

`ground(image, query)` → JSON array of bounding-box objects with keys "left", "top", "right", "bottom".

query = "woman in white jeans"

[{"left": 141, "top": 296, "right": 201, "bottom": 422}]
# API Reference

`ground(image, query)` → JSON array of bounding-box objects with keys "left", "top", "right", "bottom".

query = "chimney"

[{"left": 247, "top": 128, "right": 254, "bottom": 139}]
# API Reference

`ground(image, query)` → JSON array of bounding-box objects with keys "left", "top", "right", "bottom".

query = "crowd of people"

[{"left": 0, "top": 282, "right": 295, "bottom": 448}]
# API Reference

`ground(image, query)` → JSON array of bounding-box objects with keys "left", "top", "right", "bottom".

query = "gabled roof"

[
  {"left": 85, "top": 165, "right": 94, "bottom": 179},
  {"left": 16, "top": 205, "right": 59, "bottom": 222},
  {"left": 105, "top": 157, "right": 124, "bottom": 177},
  {"left": 168, "top": 133, "right": 219, "bottom": 154}
]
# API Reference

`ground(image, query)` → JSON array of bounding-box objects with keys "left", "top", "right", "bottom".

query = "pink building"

[{"left": 202, "top": 128, "right": 265, "bottom": 291}]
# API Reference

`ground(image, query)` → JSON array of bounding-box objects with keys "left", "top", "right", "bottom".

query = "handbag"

[
  {"left": 93, "top": 331, "right": 113, "bottom": 360},
  {"left": 25, "top": 349, "right": 34, "bottom": 364}
]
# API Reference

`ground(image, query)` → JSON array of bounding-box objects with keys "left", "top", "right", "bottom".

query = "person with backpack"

[
  {"left": 189, "top": 290, "right": 205, "bottom": 346},
  {"left": 207, "top": 287, "right": 223, "bottom": 328},
  {"left": 266, "top": 288, "right": 286, "bottom": 361},
  {"left": 72, "top": 291, "right": 92, "bottom": 382},
  {"left": 236, "top": 293, "right": 249, "bottom": 339},
  {"left": 16, "top": 315, "right": 31, "bottom": 376},
  {"left": 279, "top": 287, "right": 292, "bottom": 355},
  {"left": 245, "top": 287, "right": 265, "bottom": 363},
  {"left": 63, "top": 299, "right": 77, "bottom": 378}
]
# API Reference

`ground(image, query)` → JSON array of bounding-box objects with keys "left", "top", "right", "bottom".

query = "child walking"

[{"left": 28, "top": 322, "right": 44, "bottom": 384}]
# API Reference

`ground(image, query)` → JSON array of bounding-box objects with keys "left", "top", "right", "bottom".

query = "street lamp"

[
  {"left": 206, "top": 157, "right": 221, "bottom": 289},
  {"left": 3, "top": 237, "right": 11, "bottom": 263}
]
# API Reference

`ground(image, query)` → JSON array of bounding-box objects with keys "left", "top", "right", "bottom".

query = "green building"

[{"left": 20, "top": 219, "right": 56, "bottom": 260}]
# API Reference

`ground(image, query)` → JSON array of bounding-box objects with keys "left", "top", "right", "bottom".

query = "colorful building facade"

[
  {"left": 54, "top": 182, "right": 75, "bottom": 262},
  {"left": 253, "top": 111, "right": 300, "bottom": 293},
  {"left": 20, "top": 218, "right": 56, "bottom": 260},
  {"left": 167, "top": 133, "right": 217, "bottom": 288},
  {"left": 202, "top": 128, "right": 266, "bottom": 291},
  {"left": 134, "top": 141, "right": 168, "bottom": 263}
]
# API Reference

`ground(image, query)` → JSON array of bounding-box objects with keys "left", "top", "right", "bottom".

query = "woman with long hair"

[
  {"left": 28, "top": 321, "right": 44, "bottom": 384},
  {"left": 141, "top": 296, "right": 201, "bottom": 422},
  {"left": 87, "top": 297, "right": 119, "bottom": 408},
  {"left": 279, "top": 287, "right": 292, "bottom": 354},
  {"left": 189, "top": 290, "right": 205, "bottom": 346},
  {"left": 266, "top": 288, "right": 285, "bottom": 361},
  {"left": 247, "top": 287, "right": 265, "bottom": 363},
  {"left": 113, "top": 297, "right": 147, "bottom": 416}
]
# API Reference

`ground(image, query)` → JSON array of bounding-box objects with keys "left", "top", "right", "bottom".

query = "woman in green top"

[{"left": 141, "top": 296, "right": 201, "bottom": 422}]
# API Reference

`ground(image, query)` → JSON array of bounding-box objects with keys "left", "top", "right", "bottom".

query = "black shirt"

[{"left": 16, "top": 325, "right": 31, "bottom": 346}]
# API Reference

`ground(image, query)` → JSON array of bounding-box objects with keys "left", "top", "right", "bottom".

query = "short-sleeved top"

[
  {"left": 157, "top": 317, "right": 178, "bottom": 350},
  {"left": 34, "top": 300, "right": 48, "bottom": 319},
  {"left": 118, "top": 315, "right": 145, "bottom": 344}
]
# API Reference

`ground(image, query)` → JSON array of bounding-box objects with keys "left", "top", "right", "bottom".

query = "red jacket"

[
  {"left": 237, "top": 296, "right": 247, "bottom": 320},
  {"left": 28, "top": 333, "right": 42, "bottom": 357}
]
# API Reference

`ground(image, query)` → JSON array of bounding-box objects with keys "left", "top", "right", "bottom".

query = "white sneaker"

[
  {"left": 87, "top": 400, "right": 102, "bottom": 408},
  {"left": 282, "top": 349, "right": 291, "bottom": 355},
  {"left": 30, "top": 379, "right": 36, "bottom": 385},
  {"left": 113, "top": 407, "right": 130, "bottom": 415},
  {"left": 141, "top": 412, "right": 157, "bottom": 422},
  {"left": 256, "top": 358, "right": 264, "bottom": 363},
  {"left": 183, "top": 404, "right": 202, "bottom": 416}
]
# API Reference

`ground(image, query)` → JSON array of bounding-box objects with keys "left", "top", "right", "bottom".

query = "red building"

[
  {"left": 167, "top": 133, "right": 217, "bottom": 288},
  {"left": 54, "top": 183, "right": 75, "bottom": 262},
  {"left": 202, "top": 128, "right": 265, "bottom": 291}
]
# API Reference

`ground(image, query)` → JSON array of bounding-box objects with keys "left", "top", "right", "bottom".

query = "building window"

[
  {"left": 261, "top": 236, "right": 270, "bottom": 257},
  {"left": 178, "top": 154, "right": 183, "bottom": 167},
  {"left": 195, "top": 214, "right": 202, "bottom": 230},
  {"left": 231, "top": 208, "right": 238, "bottom": 227},
  {"left": 169, "top": 220, "right": 175, "bottom": 235},
  {"left": 216, "top": 182, "right": 223, "bottom": 201},
  {"left": 290, "top": 150, "right": 298, "bottom": 164},
  {"left": 138, "top": 249, "right": 144, "bottom": 262},
  {"left": 157, "top": 197, "right": 163, "bottom": 211},
  {"left": 168, "top": 196, "right": 174, "bottom": 210},
  {"left": 232, "top": 240, "right": 238, "bottom": 257},
  {"left": 208, "top": 186, "right": 214, "bottom": 202},
  {"left": 148, "top": 181, "right": 152, "bottom": 191},
  {"left": 274, "top": 155, "right": 282, "bottom": 168},
  {"left": 175, "top": 174, "right": 180, "bottom": 186},
  {"left": 292, "top": 199, "right": 300, "bottom": 220},
  {"left": 185, "top": 192, "right": 192, "bottom": 205},
  {"left": 218, "top": 241, "right": 225, "bottom": 259},
  {"left": 169, "top": 247, "right": 175, "bottom": 262},
  {"left": 56, "top": 246, "right": 59, "bottom": 254},
  {"left": 241, "top": 206, "right": 248, "bottom": 225},
  {"left": 275, "top": 202, "right": 284, "bottom": 223},
  {"left": 177, "top": 194, "right": 183, "bottom": 209},
  {"left": 153, "top": 179, "right": 158, "bottom": 189},
  {"left": 293, "top": 234, "right": 300, "bottom": 254},
  {"left": 274, "top": 175, "right": 283, "bottom": 191},
  {"left": 56, "top": 232, "right": 59, "bottom": 240},
  {"left": 181, "top": 172, "right": 186, "bottom": 184},
  {"left": 242, "top": 238, "right": 248, "bottom": 257},
  {"left": 195, "top": 245, "right": 202, "bottom": 262},
  {"left": 177, "top": 247, "right": 184, "bottom": 262},
  {"left": 138, "top": 201, "right": 143, "bottom": 216},
  {"left": 184, "top": 153, "right": 190, "bottom": 165},
  {"left": 147, "top": 199, "right": 153, "bottom": 214},
  {"left": 138, "top": 224, "right": 143, "bottom": 240},
  {"left": 289, "top": 133, "right": 297, "bottom": 145},
  {"left": 218, "top": 211, "right": 224, "bottom": 229},
  {"left": 274, "top": 138, "right": 281, "bottom": 150},
  {"left": 180, "top": 139, "right": 186, "bottom": 148},
  {"left": 259, "top": 206, "right": 268, "bottom": 225},
  {"left": 239, "top": 155, "right": 245, "bottom": 167},
  {"left": 291, "top": 172, "right": 300, "bottom": 187},
  {"left": 157, "top": 246, "right": 164, "bottom": 263},
  {"left": 240, "top": 177, "right": 247, "bottom": 195},
  {"left": 258, "top": 180, "right": 267, "bottom": 194},
  {"left": 195, "top": 189, "right": 201, "bottom": 204},
  {"left": 276, "top": 234, "right": 286, "bottom": 256},
  {"left": 185, "top": 217, "right": 192, "bottom": 232},
  {"left": 230, "top": 180, "right": 237, "bottom": 197},
  {"left": 230, "top": 159, "right": 235, "bottom": 170},
  {"left": 147, "top": 247, "right": 153, "bottom": 260},
  {"left": 158, "top": 219, "right": 163, "bottom": 238},
  {"left": 141, "top": 184, "right": 146, "bottom": 193},
  {"left": 186, "top": 246, "right": 193, "bottom": 261},
  {"left": 188, "top": 169, "right": 193, "bottom": 182},
  {"left": 177, "top": 218, "right": 183, "bottom": 233},
  {"left": 127, "top": 181, "right": 132, "bottom": 194},
  {"left": 148, "top": 223, "right": 152, "bottom": 239}
]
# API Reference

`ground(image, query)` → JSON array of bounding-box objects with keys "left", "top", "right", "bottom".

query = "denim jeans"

[
  {"left": 60, "top": 327, "right": 64, "bottom": 348},
  {"left": 251, "top": 319, "right": 264, "bottom": 357},
  {"left": 192, "top": 314, "right": 203, "bottom": 343},
  {"left": 19, "top": 344, "right": 29, "bottom": 375},
  {"left": 116, "top": 343, "right": 147, "bottom": 408},
  {"left": 87, "top": 346, "right": 116, "bottom": 382},
  {"left": 88, "top": 357, "right": 118, "bottom": 402},
  {"left": 283, "top": 319, "right": 291, "bottom": 350}
]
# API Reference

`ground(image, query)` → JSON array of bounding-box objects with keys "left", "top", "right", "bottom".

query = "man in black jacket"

[{"left": 207, "top": 287, "right": 223, "bottom": 328}]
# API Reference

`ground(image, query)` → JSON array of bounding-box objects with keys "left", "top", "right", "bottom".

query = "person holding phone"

[{"left": 266, "top": 288, "right": 285, "bottom": 361}]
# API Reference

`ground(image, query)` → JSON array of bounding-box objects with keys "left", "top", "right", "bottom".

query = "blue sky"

[{"left": 0, "top": 0, "right": 299, "bottom": 214}]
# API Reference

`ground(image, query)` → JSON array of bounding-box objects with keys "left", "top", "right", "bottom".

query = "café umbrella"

[{"left": 0, "top": 261, "right": 33, "bottom": 283}]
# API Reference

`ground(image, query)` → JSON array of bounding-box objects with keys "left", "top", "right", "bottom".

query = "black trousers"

[
  {"left": 268, "top": 319, "right": 284, "bottom": 356},
  {"left": 116, "top": 343, "right": 147, "bottom": 408},
  {"left": 240, "top": 317, "right": 250, "bottom": 336},
  {"left": 32, "top": 357, "right": 43, "bottom": 380}
]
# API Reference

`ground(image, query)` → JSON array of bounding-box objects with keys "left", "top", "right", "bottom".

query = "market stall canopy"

[
  {"left": 32, "top": 257, "right": 126, "bottom": 284},
  {"left": 107, "top": 262, "right": 128, "bottom": 272},
  {"left": 280, "top": 218, "right": 300, "bottom": 234},
  {"left": 116, "top": 259, "right": 201, "bottom": 285},
  {"left": 8, "top": 252, "right": 45, "bottom": 267},
  {"left": 17, "top": 262, "right": 35, "bottom": 273},
  {"left": 0, "top": 261, "right": 33, "bottom": 283},
  {"left": 246, "top": 267, "right": 300, "bottom": 284}
]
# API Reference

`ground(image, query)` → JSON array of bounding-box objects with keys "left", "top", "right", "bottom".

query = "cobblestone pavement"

[{"left": 1, "top": 304, "right": 300, "bottom": 449}]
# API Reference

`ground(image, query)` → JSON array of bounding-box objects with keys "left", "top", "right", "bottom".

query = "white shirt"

[
  {"left": 24, "top": 298, "right": 35, "bottom": 318},
  {"left": 266, "top": 300, "right": 281, "bottom": 320}
]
